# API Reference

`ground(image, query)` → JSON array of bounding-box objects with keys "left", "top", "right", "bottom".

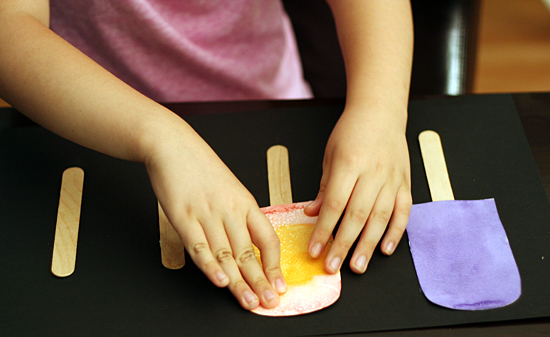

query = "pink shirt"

[{"left": 49, "top": 0, "right": 312, "bottom": 102}]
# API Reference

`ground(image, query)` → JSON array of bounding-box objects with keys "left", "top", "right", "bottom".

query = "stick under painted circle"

[{"left": 255, "top": 146, "right": 342, "bottom": 316}]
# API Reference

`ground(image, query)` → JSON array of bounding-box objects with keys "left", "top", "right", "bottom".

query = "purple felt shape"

[{"left": 406, "top": 198, "right": 521, "bottom": 310}]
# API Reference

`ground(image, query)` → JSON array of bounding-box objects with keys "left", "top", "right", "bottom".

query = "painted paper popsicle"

[
  {"left": 251, "top": 145, "right": 341, "bottom": 316},
  {"left": 406, "top": 130, "right": 521, "bottom": 310}
]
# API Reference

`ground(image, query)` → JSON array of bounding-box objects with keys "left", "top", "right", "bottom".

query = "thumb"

[{"left": 304, "top": 177, "right": 327, "bottom": 216}]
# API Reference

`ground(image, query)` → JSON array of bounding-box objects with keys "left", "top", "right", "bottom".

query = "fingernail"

[
  {"left": 216, "top": 271, "right": 228, "bottom": 284},
  {"left": 329, "top": 257, "right": 341, "bottom": 273},
  {"left": 244, "top": 291, "right": 258, "bottom": 305},
  {"left": 264, "top": 289, "right": 277, "bottom": 303},
  {"left": 275, "top": 278, "right": 287, "bottom": 293},
  {"left": 355, "top": 255, "right": 367, "bottom": 272},
  {"left": 385, "top": 241, "right": 396, "bottom": 255},
  {"left": 311, "top": 243, "right": 322, "bottom": 258}
]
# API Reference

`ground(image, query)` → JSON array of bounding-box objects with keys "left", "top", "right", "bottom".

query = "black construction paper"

[{"left": 1, "top": 94, "right": 549, "bottom": 336}]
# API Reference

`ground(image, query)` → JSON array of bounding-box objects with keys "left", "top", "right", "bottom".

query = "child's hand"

[
  {"left": 304, "top": 108, "right": 412, "bottom": 274},
  {"left": 144, "top": 121, "right": 286, "bottom": 310}
]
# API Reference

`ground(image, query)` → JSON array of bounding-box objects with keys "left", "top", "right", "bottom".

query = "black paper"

[{"left": 1, "top": 94, "right": 549, "bottom": 336}]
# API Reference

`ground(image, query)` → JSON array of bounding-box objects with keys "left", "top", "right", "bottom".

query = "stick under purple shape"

[{"left": 406, "top": 198, "right": 521, "bottom": 310}]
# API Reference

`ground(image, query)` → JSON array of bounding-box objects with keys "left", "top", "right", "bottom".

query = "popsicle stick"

[
  {"left": 267, "top": 145, "right": 293, "bottom": 206},
  {"left": 158, "top": 202, "right": 186, "bottom": 269},
  {"left": 418, "top": 130, "right": 455, "bottom": 201},
  {"left": 51, "top": 167, "right": 84, "bottom": 277}
]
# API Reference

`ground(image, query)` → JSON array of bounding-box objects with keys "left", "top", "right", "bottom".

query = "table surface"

[{"left": 1, "top": 93, "right": 549, "bottom": 336}]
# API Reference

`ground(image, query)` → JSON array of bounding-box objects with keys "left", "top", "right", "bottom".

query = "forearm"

[
  {"left": 0, "top": 10, "right": 187, "bottom": 163},
  {"left": 326, "top": 0, "right": 413, "bottom": 127}
]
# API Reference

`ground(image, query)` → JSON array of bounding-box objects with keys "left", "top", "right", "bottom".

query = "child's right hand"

[{"left": 143, "top": 118, "right": 287, "bottom": 310}]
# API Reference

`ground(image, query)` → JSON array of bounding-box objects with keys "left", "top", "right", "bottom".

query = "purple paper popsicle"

[{"left": 406, "top": 131, "right": 521, "bottom": 310}]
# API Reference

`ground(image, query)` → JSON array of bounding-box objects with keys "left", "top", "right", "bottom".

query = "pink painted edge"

[
  {"left": 251, "top": 273, "right": 341, "bottom": 316},
  {"left": 260, "top": 201, "right": 313, "bottom": 214}
]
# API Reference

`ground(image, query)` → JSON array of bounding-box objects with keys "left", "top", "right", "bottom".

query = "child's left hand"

[{"left": 304, "top": 107, "right": 412, "bottom": 274}]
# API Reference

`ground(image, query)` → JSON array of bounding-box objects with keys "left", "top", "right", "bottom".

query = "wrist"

[
  {"left": 137, "top": 106, "right": 209, "bottom": 171},
  {"left": 136, "top": 106, "right": 187, "bottom": 163},
  {"left": 341, "top": 100, "right": 408, "bottom": 134}
]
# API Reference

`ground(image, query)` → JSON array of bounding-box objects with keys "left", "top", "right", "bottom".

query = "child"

[{"left": 0, "top": 0, "right": 413, "bottom": 311}]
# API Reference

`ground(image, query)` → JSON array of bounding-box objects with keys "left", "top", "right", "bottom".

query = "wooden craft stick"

[
  {"left": 267, "top": 145, "right": 293, "bottom": 205},
  {"left": 51, "top": 167, "right": 85, "bottom": 277},
  {"left": 418, "top": 130, "right": 455, "bottom": 201},
  {"left": 158, "top": 202, "right": 186, "bottom": 269}
]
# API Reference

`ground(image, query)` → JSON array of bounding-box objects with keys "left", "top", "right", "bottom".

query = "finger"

[
  {"left": 324, "top": 177, "right": 382, "bottom": 273},
  {"left": 176, "top": 218, "right": 231, "bottom": 289},
  {"left": 308, "top": 166, "right": 356, "bottom": 260},
  {"left": 247, "top": 208, "right": 287, "bottom": 294},
  {"left": 303, "top": 195, "right": 323, "bottom": 217},
  {"left": 223, "top": 214, "right": 280, "bottom": 309},
  {"left": 349, "top": 184, "right": 400, "bottom": 274},
  {"left": 198, "top": 217, "right": 264, "bottom": 310},
  {"left": 304, "top": 153, "right": 331, "bottom": 217},
  {"left": 380, "top": 184, "right": 412, "bottom": 256}
]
